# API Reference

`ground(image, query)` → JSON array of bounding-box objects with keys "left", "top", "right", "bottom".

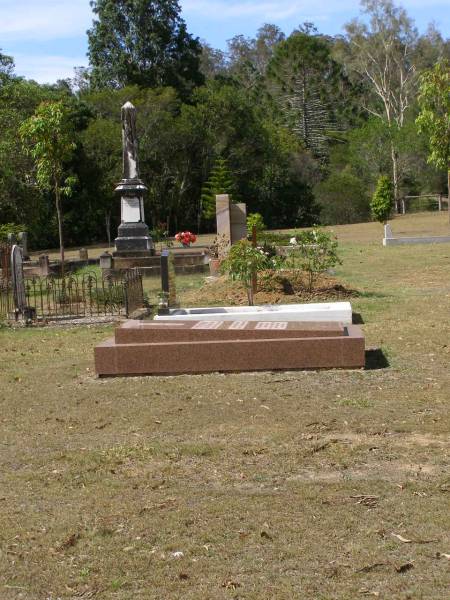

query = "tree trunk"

[
  {"left": 390, "top": 141, "right": 400, "bottom": 214},
  {"left": 105, "top": 212, "right": 112, "bottom": 248},
  {"left": 448, "top": 165, "right": 450, "bottom": 225},
  {"left": 55, "top": 183, "right": 65, "bottom": 278},
  {"left": 247, "top": 282, "right": 254, "bottom": 306}
]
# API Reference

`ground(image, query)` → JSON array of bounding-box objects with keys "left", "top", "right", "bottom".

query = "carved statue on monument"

[{"left": 114, "top": 102, "right": 154, "bottom": 257}]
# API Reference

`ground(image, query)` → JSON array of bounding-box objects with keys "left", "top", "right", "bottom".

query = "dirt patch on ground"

[{"left": 184, "top": 271, "right": 359, "bottom": 306}]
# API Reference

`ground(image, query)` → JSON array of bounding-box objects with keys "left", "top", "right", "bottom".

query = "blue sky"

[{"left": 0, "top": 0, "right": 449, "bottom": 83}]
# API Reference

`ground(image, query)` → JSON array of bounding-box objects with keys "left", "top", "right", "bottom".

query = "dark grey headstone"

[{"left": 11, "top": 245, "right": 26, "bottom": 312}]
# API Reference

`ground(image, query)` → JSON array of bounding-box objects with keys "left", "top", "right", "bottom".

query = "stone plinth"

[{"left": 94, "top": 320, "right": 365, "bottom": 376}]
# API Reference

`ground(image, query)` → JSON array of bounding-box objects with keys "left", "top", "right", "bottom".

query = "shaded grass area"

[{"left": 1, "top": 216, "right": 450, "bottom": 599}]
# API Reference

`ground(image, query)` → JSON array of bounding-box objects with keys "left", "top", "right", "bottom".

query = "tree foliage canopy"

[
  {"left": 88, "top": 0, "right": 203, "bottom": 97},
  {"left": 416, "top": 60, "right": 450, "bottom": 171}
]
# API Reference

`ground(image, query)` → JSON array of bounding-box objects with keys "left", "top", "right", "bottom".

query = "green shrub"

[
  {"left": 247, "top": 213, "right": 266, "bottom": 234},
  {"left": 292, "top": 228, "right": 342, "bottom": 292},
  {"left": 371, "top": 175, "right": 393, "bottom": 224},
  {"left": 220, "top": 240, "right": 282, "bottom": 305}
]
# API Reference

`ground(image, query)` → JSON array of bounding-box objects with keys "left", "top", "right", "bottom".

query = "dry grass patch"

[{"left": 1, "top": 214, "right": 450, "bottom": 599}]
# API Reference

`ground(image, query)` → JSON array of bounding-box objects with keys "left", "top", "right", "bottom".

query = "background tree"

[
  {"left": 371, "top": 175, "right": 394, "bottom": 223},
  {"left": 0, "top": 49, "right": 15, "bottom": 83},
  {"left": 200, "top": 158, "right": 236, "bottom": 220},
  {"left": 268, "top": 27, "right": 342, "bottom": 160},
  {"left": 416, "top": 60, "right": 450, "bottom": 209},
  {"left": 315, "top": 167, "right": 370, "bottom": 224},
  {"left": 88, "top": 0, "right": 203, "bottom": 97},
  {"left": 20, "top": 102, "right": 76, "bottom": 273},
  {"left": 339, "top": 0, "right": 419, "bottom": 211}
]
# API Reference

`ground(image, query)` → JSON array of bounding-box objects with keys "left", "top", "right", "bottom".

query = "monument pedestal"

[
  {"left": 113, "top": 178, "right": 154, "bottom": 258},
  {"left": 114, "top": 222, "right": 153, "bottom": 257}
]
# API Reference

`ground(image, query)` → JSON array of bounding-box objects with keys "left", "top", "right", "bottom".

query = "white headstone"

[{"left": 384, "top": 223, "right": 393, "bottom": 239}]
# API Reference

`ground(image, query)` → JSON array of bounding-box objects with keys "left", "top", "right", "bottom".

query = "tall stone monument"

[
  {"left": 114, "top": 102, "right": 154, "bottom": 257},
  {"left": 215, "top": 194, "right": 247, "bottom": 246}
]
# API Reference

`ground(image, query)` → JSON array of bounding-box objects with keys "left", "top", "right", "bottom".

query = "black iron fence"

[{"left": 0, "top": 268, "right": 144, "bottom": 321}]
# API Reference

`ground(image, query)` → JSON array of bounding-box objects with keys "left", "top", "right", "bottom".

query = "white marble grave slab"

[{"left": 154, "top": 302, "right": 353, "bottom": 325}]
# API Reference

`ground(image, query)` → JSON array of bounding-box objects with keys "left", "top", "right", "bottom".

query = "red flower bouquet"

[{"left": 175, "top": 231, "right": 197, "bottom": 247}]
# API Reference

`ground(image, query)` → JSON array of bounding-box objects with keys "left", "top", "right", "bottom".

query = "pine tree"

[{"left": 200, "top": 158, "right": 236, "bottom": 220}]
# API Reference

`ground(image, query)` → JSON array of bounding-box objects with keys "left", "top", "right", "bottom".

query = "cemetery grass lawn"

[{"left": 1, "top": 220, "right": 450, "bottom": 598}]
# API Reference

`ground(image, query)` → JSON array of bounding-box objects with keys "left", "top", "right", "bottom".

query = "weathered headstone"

[
  {"left": 18, "top": 232, "right": 29, "bottom": 260},
  {"left": 39, "top": 254, "right": 50, "bottom": 276},
  {"left": 160, "top": 249, "right": 178, "bottom": 309},
  {"left": 114, "top": 102, "right": 154, "bottom": 257},
  {"left": 384, "top": 224, "right": 393, "bottom": 239},
  {"left": 99, "top": 252, "right": 113, "bottom": 271},
  {"left": 79, "top": 248, "right": 89, "bottom": 262},
  {"left": 230, "top": 203, "right": 247, "bottom": 244},
  {"left": 215, "top": 194, "right": 247, "bottom": 246},
  {"left": 11, "top": 245, "right": 26, "bottom": 313},
  {"left": 216, "top": 194, "right": 232, "bottom": 245}
]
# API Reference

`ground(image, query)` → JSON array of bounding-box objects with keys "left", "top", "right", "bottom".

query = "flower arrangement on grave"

[{"left": 175, "top": 231, "right": 197, "bottom": 247}]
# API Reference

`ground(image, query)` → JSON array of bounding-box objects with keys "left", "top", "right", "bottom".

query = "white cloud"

[
  {"left": 0, "top": 0, "right": 93, "bottom": 40},
  {"left": 13, "top": 54, "right": 88, "bottom": 83}
]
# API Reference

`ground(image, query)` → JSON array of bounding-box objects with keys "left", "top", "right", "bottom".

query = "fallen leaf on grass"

[
  {"left": 95, "top": 422, "right": 111, "bottom": 430},
  {"left": 357, "top": 563, "right": 386, "bottom": 573},
  {"left": 222, "top": 580, "right": 241, "bottom": 590},
  {"left": 395, "top": 562, "right": 414, "bottom": 573},
  {"left": 351, "top": 495, "right": 380, "bottom": 508},
  {"left": 58, "top": 533, "right": 80, "bottom": 550},
  {"left": 391, "top": 533, "right": 437, "bottom": 544}
]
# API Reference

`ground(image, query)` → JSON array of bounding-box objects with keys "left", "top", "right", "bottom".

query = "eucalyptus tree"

[
  {"left": 339, "top": 0, "right": 419, "bottom": 211},
  {"left": 87, "top": 0, "right": 204, "bottom": 98},
  {"left": 0, "top": 49, "right": 14, "bottom": 82},
  {"left": 416, "top": 60, "right": 450, "bottom": 208},
  {"left": 227, "top": 24, "right": 285, "bottom": 92}
]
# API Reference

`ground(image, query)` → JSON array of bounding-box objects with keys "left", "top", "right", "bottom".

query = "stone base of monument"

[
  {"left": 114, "top": 222, "right": 154, "bottom": 257},
  {"left": 154, "top": 302, "right": 353, "bottom": 325},
  {"left": 94, "top": 319, "right": 365, "bottom": 376}
]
